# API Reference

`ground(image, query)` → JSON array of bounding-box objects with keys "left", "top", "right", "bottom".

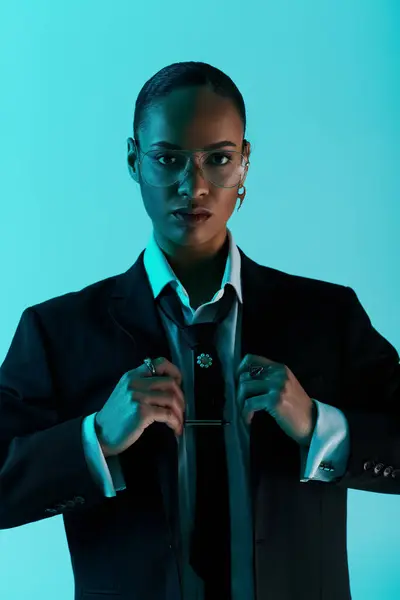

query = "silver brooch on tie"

[{"left": 197, "top": 353, "right": 213, "bottom": 368}]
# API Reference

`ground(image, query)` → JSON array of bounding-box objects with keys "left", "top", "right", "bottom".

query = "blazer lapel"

[{"left": 107, "top": 249, "right": 173, "bottom": 361}]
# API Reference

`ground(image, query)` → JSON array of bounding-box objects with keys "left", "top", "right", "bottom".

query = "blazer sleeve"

[
  {"left": 0, "top": 307, "right": 110, "bottom": 530},
  {"left": 332, "top": 286, "right": 400, "bottom": 493}
]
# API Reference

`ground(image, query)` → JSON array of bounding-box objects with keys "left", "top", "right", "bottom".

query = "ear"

[
  {"left": 243, "top": 139, "right": 251, "bottom": 159},
  {"left": 127, "top": 137, "right": 140, "bottom": 184},
  {"left": 242, "top": 140, "right": 251, "bottom": 181}
]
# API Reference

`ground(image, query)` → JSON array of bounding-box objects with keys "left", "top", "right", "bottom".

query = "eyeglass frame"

[{"left": 132, "top": 139, "right": 250, "bottom": 189}]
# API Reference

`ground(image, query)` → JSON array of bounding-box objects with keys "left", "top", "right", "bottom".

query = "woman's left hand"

[{"left": 237, "top": 354, "right": 317, "bottom": 447}]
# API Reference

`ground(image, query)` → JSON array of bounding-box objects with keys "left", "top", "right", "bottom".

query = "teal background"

[{"left": 0, "top": 1, "right": 399, "bottom": 598}]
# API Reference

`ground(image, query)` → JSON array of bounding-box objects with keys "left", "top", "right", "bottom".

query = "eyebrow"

[{"left": 149, "top": 140, "right": 238, "bottom": 151}]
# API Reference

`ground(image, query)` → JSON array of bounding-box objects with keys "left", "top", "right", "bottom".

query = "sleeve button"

[
  {"left": 363, "top": 461, "right": 374, "bottom": 471},
  {"left": 373, "top": 463, "right": 385, "bottom": 475}
]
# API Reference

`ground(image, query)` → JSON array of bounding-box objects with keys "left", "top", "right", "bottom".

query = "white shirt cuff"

[
  {"left": 81, "top": 413, "right": 126, "bottom": 496},
  {"left": 300, "top": 399, "right": 350, "bottom": 482}
]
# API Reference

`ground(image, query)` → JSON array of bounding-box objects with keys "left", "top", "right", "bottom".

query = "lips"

[
  {"left": 173, "top": 212, "right": 211, "bottom": 226},
  {"left": 173, "top": 208, "right": 212, "bottom": 216}
]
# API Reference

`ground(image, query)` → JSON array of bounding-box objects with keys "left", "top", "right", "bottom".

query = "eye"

[
  {"left": 155, "top": 153, "right": 176, "bottom": 165},
  {"left": 207, "top": 152, "right": 232, "bottom": 166}
]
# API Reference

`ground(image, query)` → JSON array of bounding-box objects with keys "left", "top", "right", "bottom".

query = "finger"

[
  {"left": 140, "top": 390, "right": 184, "bottom": 433},
  {"left": 242, "top": 388, "right": 280, "bottom": 420},
  {"left": 169, "top": 380, "right": 186, "bottom": 414},
  {"left": 132, "top": 376, "right": 186, "bottom": 414},
  {"left": 130, "top": 357, "right": 182, "bottom": 385},
  {"left": 239, "top": 365, "right": 285, "bottom": 383},
  {"left": 153, "top": 357, "right": 183, "bottom": 386},
  {"left": 246, "top": 410, "right": 255, "bottom": 425},
  {"left": 174, "top": 382, "right": 186, "bottom": 413},
  {"left": 143, "top": 402, "right": 183, "bottom": 435},
  {"left": 237, "top": 371, "right": 284, "bottom": 408},
  {"left": 237, "top": 354, "right": 276, "bottom": 377}
]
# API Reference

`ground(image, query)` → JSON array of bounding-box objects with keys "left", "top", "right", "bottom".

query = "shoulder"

[
  {"left": 25, "top": 271, "right": 121, "bottom": 330},
  {"left": 239, "top": 247, "right": 349, "bottom": 303}
]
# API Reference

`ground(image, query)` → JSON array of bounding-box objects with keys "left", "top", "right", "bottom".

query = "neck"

[{"left": 158, "top": 232, "right": 230, "bottom": 301}]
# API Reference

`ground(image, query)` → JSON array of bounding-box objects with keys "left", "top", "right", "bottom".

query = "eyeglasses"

[{"left": 137, "top": 148, "right": 249, "bottom": 189}]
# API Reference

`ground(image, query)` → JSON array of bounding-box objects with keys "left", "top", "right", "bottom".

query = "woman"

[{"left": 1, "top": 61, "right": 399, "bottom": 600}]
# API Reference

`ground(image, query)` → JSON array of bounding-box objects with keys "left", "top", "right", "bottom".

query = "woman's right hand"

[{"left": 94, "top": 357, "right": 186, "bottom": 457}]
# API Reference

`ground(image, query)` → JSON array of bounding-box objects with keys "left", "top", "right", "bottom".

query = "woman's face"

[{"left": 127, "top": 86, "right": 250, "bottom": 258}]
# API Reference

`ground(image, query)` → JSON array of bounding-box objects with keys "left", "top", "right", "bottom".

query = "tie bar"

[{"left": 184, "top": 419, "right": 231, "bottom": 426}]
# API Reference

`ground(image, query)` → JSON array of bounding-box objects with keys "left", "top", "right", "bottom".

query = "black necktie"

[{"left": 158, "top": 284, "right": 234, "bottom": 600}]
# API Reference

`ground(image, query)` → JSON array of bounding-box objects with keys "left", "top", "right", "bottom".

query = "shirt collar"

[{"left": 143, "top": 227, "right": 243, "bottom": 305}]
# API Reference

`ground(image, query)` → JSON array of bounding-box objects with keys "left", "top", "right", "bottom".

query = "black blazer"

[{"left": 0, "top": 247, "right": 399, "bottom": 600}]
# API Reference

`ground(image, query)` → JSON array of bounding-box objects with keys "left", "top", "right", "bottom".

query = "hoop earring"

[{"left": 237, "top": 185, "right": 246, "bottom": 211}]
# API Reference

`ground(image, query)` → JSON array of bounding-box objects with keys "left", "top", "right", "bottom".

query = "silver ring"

[
  {"left": 144, "top": 357, "right": 156, "bottom": 376},
  {"left": 249, "top": 364, "right": 270, "bottom": 379}
]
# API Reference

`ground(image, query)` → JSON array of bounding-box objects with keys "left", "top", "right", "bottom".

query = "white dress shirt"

[{"left": 82, "top": 228, "right": 350, "bottom": 600}]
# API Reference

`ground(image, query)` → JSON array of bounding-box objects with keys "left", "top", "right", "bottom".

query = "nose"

[{"left": 177, "top": 155, "right": 210, "bottom": 195}]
